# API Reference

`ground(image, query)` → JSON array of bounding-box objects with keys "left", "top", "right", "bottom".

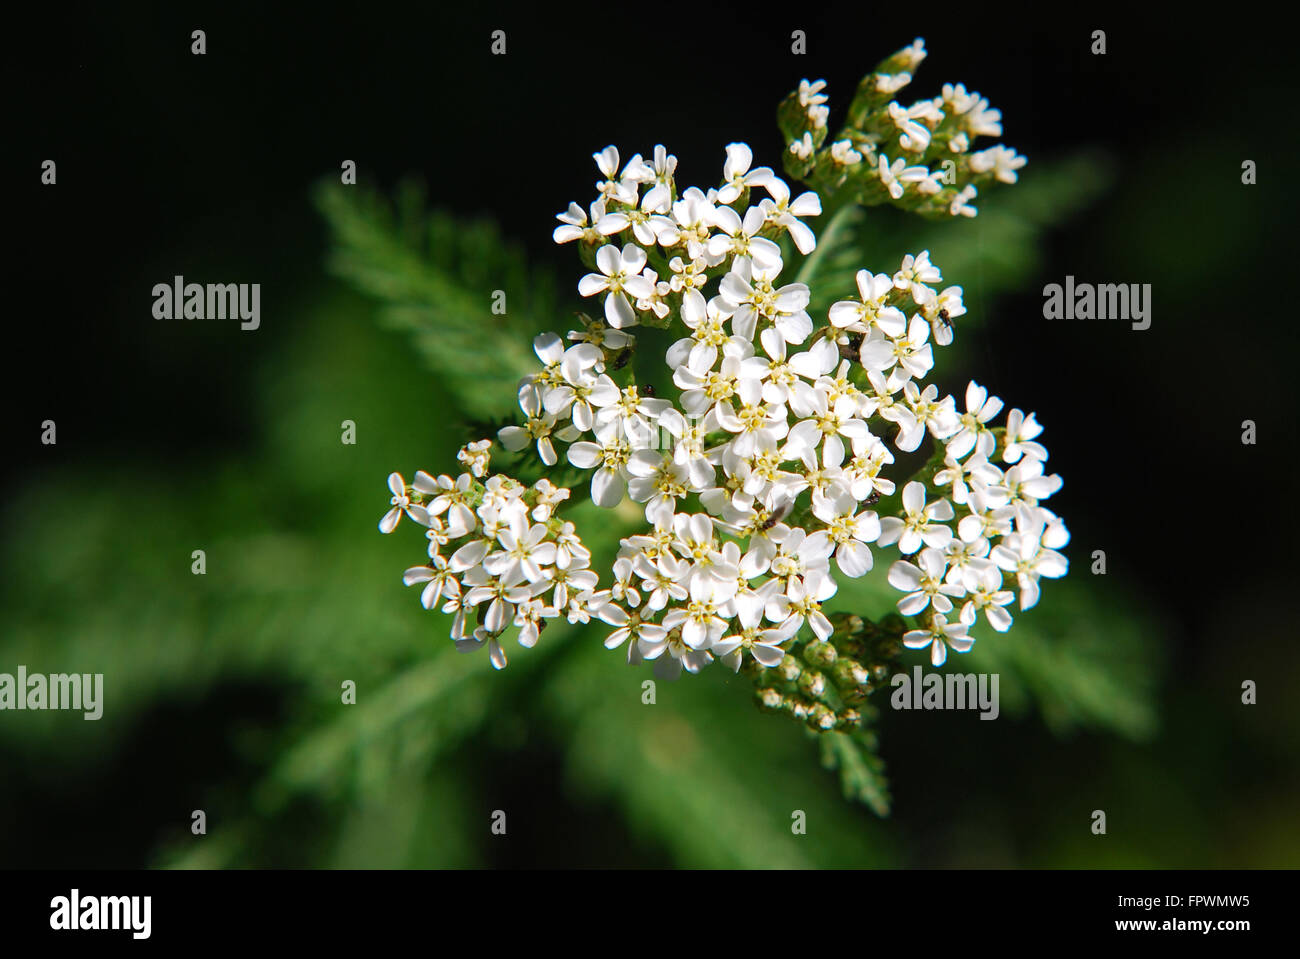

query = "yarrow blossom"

[{"left": 378, "top": 39, "right": 1066, "bottom": 738}]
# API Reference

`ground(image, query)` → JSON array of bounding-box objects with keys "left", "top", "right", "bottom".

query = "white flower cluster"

[
  {"left": 486, "top": 139, "right": 1067, "bottom": 679},
  {"left": 378, "top": 451, "right": 594, "bottom": 670},
  {"left": 380, "top": 40, "right": 1065, "bottom": 693},
  {"left": 782, "top": 38, "right": 1026, "bottom": 219}
]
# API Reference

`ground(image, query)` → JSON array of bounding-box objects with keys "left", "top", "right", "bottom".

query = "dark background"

[{"left": 6, "top": 4, "right": 1297, "bottom": 867}]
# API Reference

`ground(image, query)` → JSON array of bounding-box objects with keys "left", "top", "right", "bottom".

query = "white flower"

[
  {"left": 991, "top": 508, "right": 1068, "bottom": 610},
  {"left": 949, "top": 184, "right": 978, "bottom": 218},
  {"left": 567, "top": 314, "right": 634, "bottom": 353},
  {"left": 875, "top": 72, "right": 912, "bottom": 94},
  {"left": 672, "top": 337, "right": 760, "bottom": 416},
  {"left": 483, "top": 514, "right": 557, "bottom": 584},
  {"left": 887, "top": 547, "right": 965, "bottom": 615},
  {"left": 551, "top": 520, "right": 590, "bottom": 570},
  {"left": 868, "top": 367, "right": 917, "bottom": 437},
  {"left": 605, "top": 556, "right": 641, "bottom": 608},
  {"left": 423, "top": 516, "right": 451, "bottom": 558},
  {"left": 659, "top": 407, "right": 716, "bottom": 488},
  {"left": 646, "top": 144, "right": 678, "bottom": 197},
  {"left": 893, "top": 251, "right": 942, "bottom": 299},
  {"left": 541, "top": 345, "right": 616, "bottom": 432},
  {"left": 1001, "top": 458, "right": 1063, "bottom": 508},
  {"left": 805, "top": 355, "right": 873, "bottom": 418},
  {"left": 959, "top": 563, "right": 1015, "bottom": 632},
  {"left": 960, "top": 95, "right": 1002, "bottom": 138},
  {"left": 670, "top": 513, "right": 730, "bottom": 578},
  {"left": 457, "top": 440, "right": 491, "bottom": 478},
  {"left": 828, "top": 269, "right": 907, "bottom": 337},
  {"left": 379, "top": 472, "right": 430, "bottom": 533},
  {"left": 422, "top": 471, "right": 477, "bottom": 538},
  {"left": 765, "top": 572, "right": 837, "bottom": 642},
  {"left": 876, "top": 154, "right": 930, "bottom": 199},
  {"left": 553, "top": 199, "right": 604, "bottom": 245},
  {"left": 714, "top": 585, "right": 797, "bottom": 670},
  {"left": 530, "top": 479, "right": 570, "bottom": 522},
  {"left": 888, "top": 101, "right": 933, "bottom": 153},
  {"left": 578, "top": 243, "right": 656, "bottom": 328},
  {"left": 767, "top": 527, "right": 835, "bottom": 592},
  {"left": 562, "top": 592, "right": 596, "bottom": 626},
  {"left": 958, "top": 494, "right": 1015, "bottom": 545},
  {"left": 969, "top": 145, "right": 1026, "bottom": 183},
  {"left": 941, "top": 83, "right": 976, "bottom": 114},
  {"left": 498, "top": 384, "right": 572, "bottom": 466},
  {"left": 748, "top": 327, "right": 813, "bottom": 407},
  {"left": 901, "top": 381, "right": 959, "bottom": 450},
  {"left": 640, "top": 625, "right": 714, "bottom": 680},
  {"left": 760, "top": 178, "right": 822, "bottom": 255},
  {"left": 448, "top": 536, "right": 491, "bottom": 574},
  {"left": 633, "top": 552, "right": 689, "bottom": 611},
  {"left": 934, "top": 431, "right": 1001, "bottom": 505},
  {"left": 514, "top": 598, "right": 558, "bottom": 649},
  {"left": 894, "top": 38, "right": 927, "bottom": 71},
  {"left": 717, "top": 142, "right": 774, "bottom": 204},
  {"left": 595, "top": 384, "right": 669, "bottom": 448},
  {"left": 656, "top": 187, "right": 719, "bottom": 259},
  {"left": 786, "top": 389, "right": 873, "bottom": 468},
  {"left": 403, "top": 557, "right": 458, "bottom": 610},
  {"left": 914, "top": 284, "right": 966, "bottom": 346},
  {"left": 661, "top": 573, "right": 732, "bottom": 649},
  {"left": 859, "top": 314, "right": 934, "bottom": 381},
  {"left": 944, "top": 537, "right": 992, "bottom": 584},
  {"left": 712, "top": 377, "right": 790, "bottom": 458},
  {"left": 666, "top": 289, "right": 733, "bottom": 371},
  {"left": 878, "top": 481, "right": 954, "bottom": 554},
  {"left": 718, "top": 257, "right": 812, "bottom": 346},
  {"left": 527, "top": 331, "right": 569, "bottom": 388},
  {"left": 843, "top": 434, "right": 896, "bottom": 503},
  {"left": 544, "top": 555, "right": 600, "bottom": 610},
  {"left": 601, "top": 608, "right": 665, "bottom": 665},
  {"left": 946, "top": 381, "right": 1004, "bottom": 459},
  {"left": 592, "top": 145, "right": 637, "bottom": 205},
  {"left": 567, "top": 420, "right": 632, "bottom": 507},
  {"left": 798, "top": 78, "right": 828, "bottom": 108},
  {"left": 708, "top": 203, "right": 782, "bottom": 270},
  {"left": 812, "top": 486, "right": 882, "bottom": 577},
  {"left": 455, "top": 630, "right": 510, "bottom": 671},
  {"left": 902, "top": 613, "right": 973, "bottom": 667},
  {"left": 830, "top": 140, "right": 863, "bottom": 166},
  {"left": 462, "top": 566, "right": 535, "bottom": 636},
  {"left": 797, "top": 79, "right": 830, "bottom": 129},
  {"left": 626, "top": 449, "right": 692, "bottom": 519},
  {"left": 597, "top": 195, "right": 667, "bottom": 247},
  {"left": 1002, "top": 408, "right": 1047, "bottom": 464}
]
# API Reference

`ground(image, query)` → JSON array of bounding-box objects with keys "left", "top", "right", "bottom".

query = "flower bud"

[
  {"left": 797, "top": 669, "right": 826, "bottom": 700},
  {"left": 803, "top": 640, "right": 838, "bottom": 670}
]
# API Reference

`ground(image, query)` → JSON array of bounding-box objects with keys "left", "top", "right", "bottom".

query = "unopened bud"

[
  {"left": 797, "top": 669, "right": 826, "bottom": 700},
  {"left": 779, "top": 654, "right": 802, "bottom": 683},
  {"left": 803, "top": 640, "right": 838, "bottom": 670},
  {"left": 809, "top": 704, "right": 837, "bottom": 730},
  {"left": 831, "top": 658, "right": 869, "bottom": 690}
]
